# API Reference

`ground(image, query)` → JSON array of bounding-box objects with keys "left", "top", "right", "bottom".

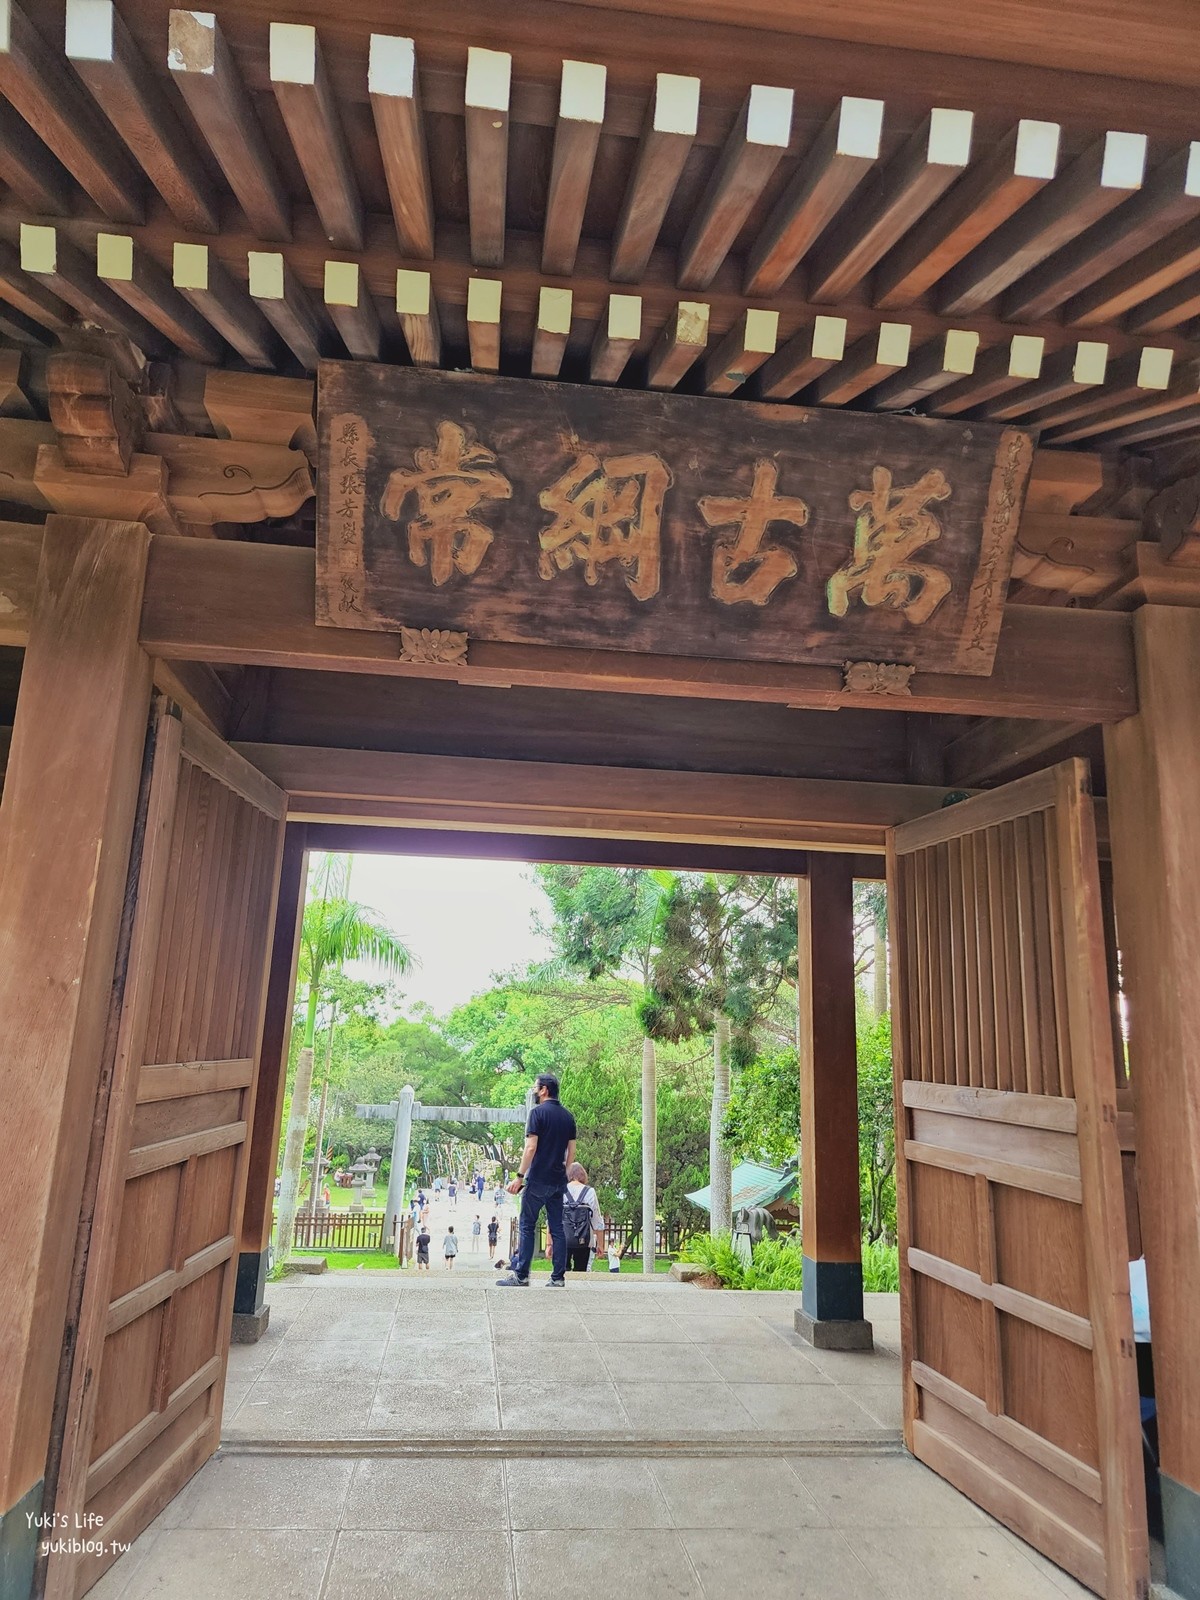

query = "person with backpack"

[{"left": 563, "top": 1162, "right": 605, "bottom": 1272}]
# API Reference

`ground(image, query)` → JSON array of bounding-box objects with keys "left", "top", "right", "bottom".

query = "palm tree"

[{"left": 274, "top": 859, "right": 413, "bottom": 1266}]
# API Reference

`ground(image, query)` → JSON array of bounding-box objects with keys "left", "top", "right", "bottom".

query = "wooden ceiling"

[{"left": 0, "top": 0, "right": 1198, "bottom": 458}]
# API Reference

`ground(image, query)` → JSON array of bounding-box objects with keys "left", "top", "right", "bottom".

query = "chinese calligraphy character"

[
  {"left": 827, "top": 466, "right": 953, "bottom": 625},
  {"left": 380, "top": 420, "right": 512, "bottom": 585},
  {"left": 697, "top": 459, "right": 809, "bottom": 606},
  {"left": 537, "top": 452, "right": 672, "bottom": 601}
]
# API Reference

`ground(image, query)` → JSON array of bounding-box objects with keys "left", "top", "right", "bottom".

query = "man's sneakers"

[
  {"left": 547, "top": 1278, "right": 567, "bottom": 1289},
  {"left": 494, "top": 1272, "right": 529, "bottom": 1286}
]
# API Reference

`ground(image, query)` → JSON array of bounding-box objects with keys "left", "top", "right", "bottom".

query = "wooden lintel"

[{"left": 944, "top": 716, "right": 1094, "bottom": 787}]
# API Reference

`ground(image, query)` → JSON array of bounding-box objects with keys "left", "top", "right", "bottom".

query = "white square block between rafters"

[
  {"left": 248, "top": 252, "right": 286, "bottom": 300},
  {"left": 467, "top": 277, "right": 502, "bottom": 322},
  {"left": 876, "top": 322, "right": 912, "bottom": 366},
  {"left": 96, "top": 232, "right": 134, "bottom": 280},
  {"left": 64, "top": 0, "right": 115, "bottom": 62},
  {"left": 746, "top": 84, "right": 794, "bottom": 149},
  {"left": 324, "top": 261, "right": 362, "bottom": 307},
  {"left": 19, "top": 224, "right": 56, "bottom": 273},
  {"left": 1100, "top": 131, "right": 1148, "bottom": 190},
  {"left": 836, "top": 97, "right": 884, "bottom": 160},
  {"left": 396, "top": 269, "right": 432, "bottom": 315},
  {"left": 927, "top": 108, "right": 974, "bottom": 168},
  {"left": 1009, "top": 335, "right": 1045, "bottom": 378},
  {"left": 607, "top": 294, "right": 642, "bottom": 341},
  {"left": 812, "top": 316, "right": 847, "bottom": 362},
  {"left": 1137, "top": 347, "right": 1175, "bottom": 390},
  {"left": 167, "top": 12, "right": 217, "bottom": 76},
  {"left": 269, "top": 22, "right": 317, "bottom": 85},
  {"left": 943, "top": 329, "right": 980, "bottom": 374},
  {"left": 538, "top": 286, "right": 573, "bottom": 334},
  {"left": 466, "top": 47, "right": 512, "bottom": 112},
  {"left": 368, "top": 34, "right": 416, "bottom": 99},
  {"left": 1186, "top": 143, "right": 1200, "bottom": 197},
  {"left": 560, "top": 60, "right": 606, "bottom": 124},
  {"left": 1014, "top": 119, "right": 1061, "bottom": 180},
  {"left": 173, "top": 242, "right": 211, "bottom": 290},
  {"left": 1073, "top": 342, "right": 1109, "bottom": 384},
  {"left": 742, "top": 308, "right": 780, "bottom": 354},
  {"left": 654, "top": 73, "right": 700, "bottom": 137}
]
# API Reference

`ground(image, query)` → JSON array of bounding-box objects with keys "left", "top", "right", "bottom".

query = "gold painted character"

[
  {"left": 380, "top": 420, "right": 512, "bottom": 585},
  {"left": 538, "top": 451, "right": 673, "bottom": 601},
  {"left": 827, "top": 466, "right": 953, "bottom": 625},
  {"left": 698, "top": 458, "right": 809, "bottom": 606}
]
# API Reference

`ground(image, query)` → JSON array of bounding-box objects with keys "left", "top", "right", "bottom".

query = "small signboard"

[{"left": 317, "top": 362, "right": 1033, "bottom": 677}]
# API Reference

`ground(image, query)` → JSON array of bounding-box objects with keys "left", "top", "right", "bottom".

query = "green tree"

[
  {"left": 275, "top": 856, "right": 413, "bottom": 1265},
  {"left": 857, "top": 1008, "right": 896, "bottom": 1243}
]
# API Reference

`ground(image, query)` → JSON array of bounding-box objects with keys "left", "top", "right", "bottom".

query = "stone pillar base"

[
  {"left": 794, "top": 1308, "right": 874, "bottom": 1351},
  {"left": 230, "top": 1305, "right": 271, "bottom": 1344},
  {"left": 1163, "top": 1473, "right": 1200, "bottom": 1600}
]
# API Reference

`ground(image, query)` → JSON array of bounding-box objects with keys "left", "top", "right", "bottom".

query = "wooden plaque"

[{"left": 317, "top": 362, "right": 1033, "bottom": 677}]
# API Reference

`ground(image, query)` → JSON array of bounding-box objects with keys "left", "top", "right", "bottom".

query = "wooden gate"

[
  {"left": 47, "top": 702, "right": 286, "bottom": 1599},
  {"left": 887, "top": 760, "right": 1147, "bottom": 1600}
]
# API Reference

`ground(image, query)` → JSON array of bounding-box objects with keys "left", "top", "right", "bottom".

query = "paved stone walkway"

[{"left": 90, "top": 1274, "right": 1093, "bottom": 1600}]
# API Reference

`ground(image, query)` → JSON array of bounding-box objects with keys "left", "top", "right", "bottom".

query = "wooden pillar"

[
  {"left": 1104, "top": 605, "right": 1200, "bottom": 1600},
  {"left": 796, "top": 854, "right": 872, "bottom": 1350},
  {"left": 0, "top": 517, "right": 152, "bottom": 1597},
  {"left": 233, "top": 821, "right": 307, "bottom": 1341}
]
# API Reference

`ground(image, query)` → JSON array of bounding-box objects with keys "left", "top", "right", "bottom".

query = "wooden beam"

[
  {"left": 743, "top": 94, "right": 883, "bottom": 297},
  {"left": 247, "top": 251, "right": 331, "bottom": 371},
  {"left": 807, "top": 108, "right": 975, "bottom": 303},
  {"left": 938, "top": 130, "right": 1149, "bottom": 314},
  {"left": 395, "top": 269, "right": 441, "bottom": 367},
  {"left": 1004, "top": 141, "right": 1200, "bottom": 321},
  {"left": 465, "top": 276, "right": 501, "bottom": 372},
  {"left": 1068, "top": 215, "right": 1200, "bottom": 327},
  {"left": 464, "top": 46, "right": 511, "bottom": 268},
  {"left": 96, "top": 234, "right": 224, "bottom": 365},
  {"left": 20, "top": 226, "right": 165, "bottom": 356},
  {"left": 702, "top": 307, "right": 778, "bottom": 395},
  {"left": 173, "top": 243, "right": 280, "bottom": 370},
  {"left": 234, "top": 742, "right": 953, "bottom": 852},
  {"left": 0, "top": 99, "right": 72, "bottom": 215},
  {"left": 945, "top": 717, "right": 1093, "bottom": 787},
  {"left": 1030, "top": 346, "right": 1174, "bottom": 432},
  {"left": 976, "top": 340, "right": 1109, "bottom": 422},
  {"left": 1130, "top": 271, "right": 1200, "bottom": 335},
  {"left": 756, "top": 314, "right": 846, "bottom": 400},
  {"left": 808, "top": 321, "right": 911, "bottom": 405},
  {"left": 610, "top": 72, "right": 699, "bottom": 284},
  {"left": 130, "top": 538, "right": 1137, "bottom": 723},
  {"left": 0, "top": 349, "right": 33, "bottom": 418},
  {"left": 0, "top": 0, "right": 143, "bottom": 221},
  {"left": 0, "top": 513, "right": 152, "bottom": 1561},
  {"left": 65, "top": 0, "right": 219, "bottom": 233},
  {"left": 530, "top": 286, "right": 572, "bottom": 378},
  {"left": 167, "top": 8, "right": 291, "bottom": 243},
  {"left": 323, "top": 261, "right": 382, "bottom": 362},
  {"left": 645, "top": 299, "right": 709, "bottom": 389},
  {"left": 868, "top": 329, "right": 979, "bottom": 410},
  {"left": 873, "top": 118, "right": 1061, "bottom": 310},
  {"left": 203, "top": 370, "right": 315, "bottom": 456},
  {"left": 542, "top": 60, "right": 606, "bottom": 276},
  {"left": 589, "top": 292, "right": 641, "bottom": 383},
  {"left": 269, "top": 22, "right": 363, "bottom": 252},
  {"left": 1042, "top": 361, "right": 1200, "bottom": 448},
  {"left": 926, "top": 334, "right": 1045, "bottom": 417},
  {"left": 368, "top": 34, "right": 434, "bottom": 259},
  {"left": 0, "top": 239, "right": 71, "bottom": 333},
  {"left": 676, "top": 84, "right": 794, "bottom": 291}
]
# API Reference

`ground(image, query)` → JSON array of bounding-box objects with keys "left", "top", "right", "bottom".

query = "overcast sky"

[{"left": 346, "top": 853, "right": 556, "bottom": 1016}]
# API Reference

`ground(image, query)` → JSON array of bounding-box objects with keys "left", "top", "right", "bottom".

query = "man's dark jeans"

[{"left": 509, "top": 1182, "right": 566, "bottom": 1280}]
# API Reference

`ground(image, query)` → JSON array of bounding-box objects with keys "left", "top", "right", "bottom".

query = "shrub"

[
  {"left": 862, "top": 1238, "right": 899, "bottom": 1292},
  {"left": 679, "top": 1230, "right": 746, "bottom": 1288},
  {"left": 743, "top": 1233, "right": 805, "bottom": 1291}
]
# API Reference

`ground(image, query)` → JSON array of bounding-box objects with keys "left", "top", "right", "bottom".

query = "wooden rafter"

[{"left": 269, "top": 23, "right": 363, "bottom": 253}]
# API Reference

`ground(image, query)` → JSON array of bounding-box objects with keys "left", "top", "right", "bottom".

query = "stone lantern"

[
  {"left": 363, "top": 1148, "right": 382, "bottom": 1203},
  {"left": 347, "top": 1156, "right": 372, "bottom": 1211}
]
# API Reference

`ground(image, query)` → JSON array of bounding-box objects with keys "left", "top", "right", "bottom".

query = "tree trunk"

[
  {"left": 641, "top": 1033, "right": 657, "bottom": 1275},
  {"left": 710, "top": 1015, "right": 733, "bottom": 1235},
  {"left": 873, "top": 909, "right": 888, "bottom": 1017},
  {"left": 275, "top": 1045, "right": 315, "bottom": 1265}
]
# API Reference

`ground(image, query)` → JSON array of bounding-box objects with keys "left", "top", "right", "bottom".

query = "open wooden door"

[
  {"left": 887, "top": 759, "right": 1148, "bottom": 1600},
  {"left": 46, "top": 701, "right": 287, "bottom": 1599}
]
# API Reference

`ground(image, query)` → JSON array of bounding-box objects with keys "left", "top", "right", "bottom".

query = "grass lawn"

[
  {"left": 291, "top": 1249, "right": 399, "bottom": 1271},
  {"left": 526, "top": 1257, "right": 676, "bottom": 1275}
]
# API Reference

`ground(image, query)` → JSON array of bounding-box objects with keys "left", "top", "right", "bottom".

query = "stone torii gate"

[{"left": 356, "top": 1088, "right": 536, "bottom": 1247}]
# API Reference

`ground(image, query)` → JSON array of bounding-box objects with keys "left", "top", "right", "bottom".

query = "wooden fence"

[
  {"left": 522, "top": 1215, "right": 688, "bottom": 1259},
  {"left": 291, "top": 1209, "right": 385, "bottom": 1251}
]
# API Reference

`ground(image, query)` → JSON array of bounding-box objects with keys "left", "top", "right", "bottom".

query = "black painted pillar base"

[
  {"left": 231, "top": 1248, "right": 270, "bottom": 1344},
  {"left": 1, "top": 1478, "right": 43, "bottom": 1600},
  {"left": 796, "top": 1256, "right": 873, "bottom": 1352},
  {"left": 1164, "top": 1473, "right": 1200, "bottom": 1600}
]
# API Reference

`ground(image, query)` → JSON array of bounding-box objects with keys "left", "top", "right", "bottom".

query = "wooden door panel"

[
  {"left": 889, "top": 760, "right": 1147, "bottom": 1600},
  {"left": 46, "top": 705, "right": 286, "bottom": 1600}
]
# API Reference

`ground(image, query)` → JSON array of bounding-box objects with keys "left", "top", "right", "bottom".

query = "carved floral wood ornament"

[{"left": 316, "top": 363, "right": 1034, "bottom": 676}]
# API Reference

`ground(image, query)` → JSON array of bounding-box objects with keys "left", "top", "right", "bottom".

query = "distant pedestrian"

[
  {"left": 415, "top": 1227, "right": 431, "bottom": 1272},
  {"left": 420, "top": 1202, "right": 430, "bottom": 1228},
  {"left": 449, "top": 1179, "right": 458, "bottom": 1209},
  {"left": 495, "top": 1074, "right": 577, "bottom": 1288},
  {"left": 443, "top": 1226, "right": 459, "bottom": 1269},
  {"left": 563, "top": 1162, "right": 605, "bottom": 1273},
  {"left": 487, "top": 1216, "right": 500, "bottom": 1259},
  {"left": 494, "top": 1186, "right": 504, "bottom": 1210},
  {"left": 471, "top": 1214, "right": 482, "bottom": 1251}
]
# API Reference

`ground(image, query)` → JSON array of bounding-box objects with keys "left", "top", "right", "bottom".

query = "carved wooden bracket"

[
  {"left": 398, "top": 627, "right": 468, "bottom": 664},
  {"left": 843, "top": 661, "right": 915, "bottom": 696},
  {"left": 46, "top": 353, "right": 145, "bottom": 476},
  {"left": 1143, "top": 471, "right": 1200, "bottom": 566}
]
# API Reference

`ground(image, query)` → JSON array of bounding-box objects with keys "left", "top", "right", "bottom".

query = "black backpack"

[{"left": 563, "top": 1186, "right": 595, "bottom": 1248}]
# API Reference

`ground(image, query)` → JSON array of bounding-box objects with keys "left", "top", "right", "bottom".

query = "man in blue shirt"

[{"left": 495, "top": 1074, "right": 577, "bottom": 1288}]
